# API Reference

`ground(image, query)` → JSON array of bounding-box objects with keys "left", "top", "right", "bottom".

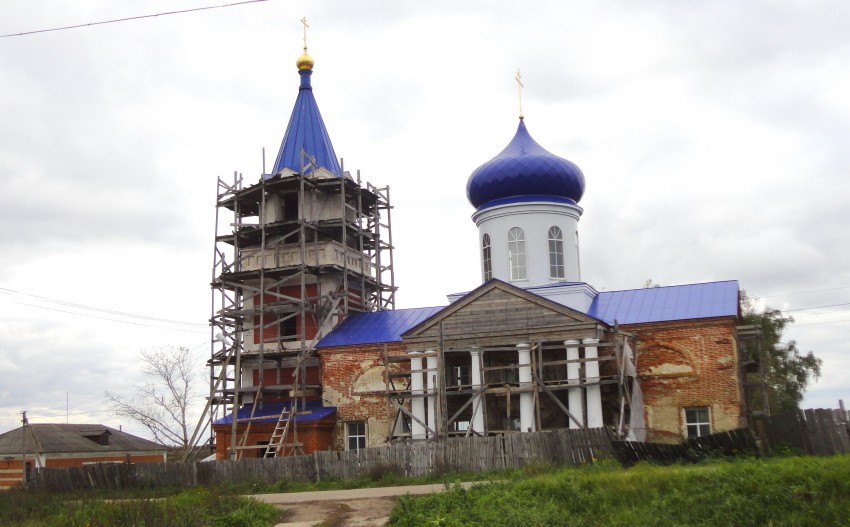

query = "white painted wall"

[{"left": 472, "top": 200, "right": 583, "bottom": 287}]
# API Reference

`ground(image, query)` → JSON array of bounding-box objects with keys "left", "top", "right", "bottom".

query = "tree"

[
  {"left": 740, "top": 293, "right": 822, "bottom": 413},
  {"left": 106, "top": 346, "right": 200, "bottom": 455}
]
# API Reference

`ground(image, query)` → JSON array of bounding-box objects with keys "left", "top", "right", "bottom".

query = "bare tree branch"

[{"left": 105, "top": 345, "right": 201, "bottom": 457}]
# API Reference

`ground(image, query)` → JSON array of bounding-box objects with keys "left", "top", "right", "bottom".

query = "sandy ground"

[{"left": 254, "top": 482, "right": 477, "bottom": 527}]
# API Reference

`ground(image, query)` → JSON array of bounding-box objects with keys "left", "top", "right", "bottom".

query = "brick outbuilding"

[{"left": 0, "top": 423, "right": 167, "bottom": 489}]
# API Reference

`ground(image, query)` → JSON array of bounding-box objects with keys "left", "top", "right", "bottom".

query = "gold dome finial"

[
  {"left": 515, "top": 68, "right": 524, "bottom": 119},
  {"left": 296, "top": 16, "right": 314, "bottom": 70}
]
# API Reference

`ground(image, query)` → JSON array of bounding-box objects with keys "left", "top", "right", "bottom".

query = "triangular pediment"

[{"left": 402, "top": 279, "right": 607, "bottom": 347}]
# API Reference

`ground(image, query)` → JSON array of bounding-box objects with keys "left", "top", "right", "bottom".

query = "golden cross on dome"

[
  {"left": 300, "top": 16, "right": 309, "bottom": 49},
  {"left": 515, "top": 68, "right": 524, "bottom": 119}
]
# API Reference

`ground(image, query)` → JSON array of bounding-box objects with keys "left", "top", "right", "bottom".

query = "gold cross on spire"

[
  {"left": 515, "top": 68, "right": 524, "bottom": 119},
  {"left": 300, "top": 16, "right": 309, "bottom": 50}
]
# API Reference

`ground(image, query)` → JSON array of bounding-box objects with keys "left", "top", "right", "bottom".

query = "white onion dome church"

[{"left": 466, "top": 117, "right": 587, "bottom": 287}]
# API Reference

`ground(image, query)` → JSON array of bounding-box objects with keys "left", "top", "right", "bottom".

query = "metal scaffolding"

[{"left": 203, "top": 156, "right": 395, "bottom": 459}]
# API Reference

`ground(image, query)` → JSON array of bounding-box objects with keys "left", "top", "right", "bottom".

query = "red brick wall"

[
  {"left": 1, "top": 454, "right": 164, "bottom": 488},
  {"left": 212, "top": 418, "right": 334, "bottom": 460},
  {"left": 626, "top": 316, "right": 742, "bottom": 443},
  {"left": 44, "top": 454, "right": 165, "bottom": 468},
  {"left": 252, "top": 365, "right": 321, "bottom": 389},
  {"left": 318, "top": 342, "right": 406, "bottom": 450},
  {"left": 253, "top": 285, "right": 321, "bottom": 343},
  {"left": 0, "top": 459, "right": 27, "bottom": 488}
]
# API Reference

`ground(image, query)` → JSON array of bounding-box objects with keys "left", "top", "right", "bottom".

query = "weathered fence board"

[
  {"left": 34, "top": 410, "right": 849, "bottom": 492},
  {"left": 755, "top": 408, "right": 850, "bottom": 456},
  {"left": 32, "top": 427, "right": 616, "bottom": 491},
  {"left": 611, "top": 428, "right": 759, "bottom": 466}
]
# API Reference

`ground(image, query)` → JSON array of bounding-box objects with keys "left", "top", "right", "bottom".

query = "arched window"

[
  {"left": 548, "top": 226, "right": 565, "bottom": 279},
  {"left": 482, "top": 234, "right": 492, "bottom": 281},
  {"left": 508, "top": 227, "right": 526, "bottom": 280}
]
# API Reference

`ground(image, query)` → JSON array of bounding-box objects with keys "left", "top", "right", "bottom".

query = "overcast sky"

[{"left": 1, "top": 0, "right": 848, "bottom": 440}]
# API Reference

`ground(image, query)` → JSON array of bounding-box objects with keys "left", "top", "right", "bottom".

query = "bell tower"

[{"left": 208, "top": 27, "right": 395, "bottom": 459}]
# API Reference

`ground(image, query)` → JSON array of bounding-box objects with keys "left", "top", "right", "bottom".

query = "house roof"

[
  {"left": 316, "top": 306, "right": 445, "bottom": 348},
  {"left": 0, "top": 424, "right": 166, "bottom": 455},
  {"left": 213, "top": 400, "right": 336, "bottom": 425},
  {"left": 587, "top": 280, "right": 740, "bottom": 325}
]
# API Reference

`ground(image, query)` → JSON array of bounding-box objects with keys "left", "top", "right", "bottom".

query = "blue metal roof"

[
  {"left": 587, "top": 280, "right": 739, "bottom": 325},
  {"left": 271, "top": 69, "right": 341, "bottom": 176},
  {"left": 213, "top": 400, "right": 335, "bottom": 426},
  {"left": 467, "top": 119, "right": 585, "bottom": 209},
  {"left": 316, "top": 306, "right": 445, "bottom": 348}
]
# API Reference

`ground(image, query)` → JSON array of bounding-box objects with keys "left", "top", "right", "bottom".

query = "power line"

[
  {"left": 794, "top": 318, "right": 850, "bottom": 328},
  {"left": 0, "top": 286, "right": 206, "bottom": 327},
  {"left": 760, "top": 285, "right": 850, "bottom": 298},
  {"left": 57, "top": 341, "right": 211, "bottom": 412},
  {"left": 0, "top": 0, "right": 273, "bottom": 38},
  {"left": 2, "top": 299, "right": 209, "bottom": 334},
  {"left": 0, "top": 340, "right": 212, "bottom": 423},
  {"left": 786, "top": 302, "right": 850, "bottom": 313}
]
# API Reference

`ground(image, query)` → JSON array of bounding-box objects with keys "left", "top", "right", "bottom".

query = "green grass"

[
  {"left": 388, "top": 455, "right": 850, "bottom": 527},
  {"left": 8, "top": 454, "right": 850, "bottom": 526},
  {"left": 0, "top": 486, "right": 281, "bottom": 527}
]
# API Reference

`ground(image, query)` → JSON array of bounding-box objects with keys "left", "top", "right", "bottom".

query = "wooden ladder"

[
  {"left": 263, "top": 353, "right": 309, "bottom": 458},
  {"left": 264, "top": 405, "right": 295, "bottom": 458}
]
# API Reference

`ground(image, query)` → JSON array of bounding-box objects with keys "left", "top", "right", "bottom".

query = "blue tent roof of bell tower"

[{"left": 270, "top": 69, "right": 341, "bottom": 177}]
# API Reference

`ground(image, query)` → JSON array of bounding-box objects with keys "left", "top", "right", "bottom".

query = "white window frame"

[
  {"left": 684, "top": 407, "right": 711, "bottom": 438},
  {"left": 450, "top": 365, "right": 470, "bottom": 387},
  {"left": 548, "top": 226, "right": 565, "bottom": 279},
  {"left": 452, "top": 420, "right": 470, "bottom": 432},
  {"left": 346, "top": 421, "right": 367, "bottom": 451},
  {"left": 482, "top": 234, "right": 492, "bottom": 281},
  {"left": 508, "top": 227, "right": 527, "bottom": 281}
]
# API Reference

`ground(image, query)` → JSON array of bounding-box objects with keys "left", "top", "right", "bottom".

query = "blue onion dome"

[{"left": 466, "top": 119, "right": 585, "bottom": 209}]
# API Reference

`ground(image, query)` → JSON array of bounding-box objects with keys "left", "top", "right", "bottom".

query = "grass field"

[
  {"left": 4, "top": 454, "right": 849, "bottom": 526},
  {"left": 388, "top": 455, "right": 850, "bottom": 526},
  {"left": 0, "top": 485, "right": 281, "bottom": 527}
]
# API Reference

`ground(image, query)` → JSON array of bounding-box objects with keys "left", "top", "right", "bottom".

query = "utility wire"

[
  {"left": 34, "top": 340, "right": 211, "bottom": 415},
  {"left": 760, "top": 285, "right": 850, "bottom": 298},
  {"left": 0, "top": 0, "right": 272, "bottom": 38},
  {"left": 0, "top": 286, "right": 207, "bottom": 328},
  {"left": 785, "top": 302, "right": 850, "bottom": 313},
  {"left": 2, "top": 299, "right": 208, "bottom": 334}
]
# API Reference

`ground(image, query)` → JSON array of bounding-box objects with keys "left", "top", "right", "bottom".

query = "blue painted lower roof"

[
  {"left": 213, "top": 400, "right": 335, "bottom": 426},
  {"left": 316, "top": 306, "right": 445, "bottom": 348},
  {"left": 588, "top": 280, "right": 739, "bottom": 325},
  {"left": 314, "top": 281, "right": 739, "bottom": 348}
]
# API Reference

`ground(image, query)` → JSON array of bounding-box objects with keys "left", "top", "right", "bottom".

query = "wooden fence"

[
  {"left": 611, "top": 428, "right": 758, "bottom": 466},
  {"left": 32, "top": 427, "right": 614, "bottom": 492},
  {"left": 754, "top": 408, "right": 850, "bottom": 456},
  {"left": 32, "top": 409, "right": 850, "bottom": 492}
]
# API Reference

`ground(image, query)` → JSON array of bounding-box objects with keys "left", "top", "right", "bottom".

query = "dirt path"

[{"left": 254, "top": 482, "right": 477, "bottom": 527}]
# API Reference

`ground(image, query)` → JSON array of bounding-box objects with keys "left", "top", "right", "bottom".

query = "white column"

[
  {"left": 565, "top": 339, "right": 584, "bottom": 429},
  {"left": 426, "top": 353, "right": 437, "bottom": 439},
  {"left": 409, "top": 352, "right": 426, "bottom": 440},
  {"left": 517, "top": 343, "right": 535, "bottom": 432},
  {"left": 470, "top": 347, "right": 485, "bottom": 434},
  {"left": 583, "top": 338, "right": 603, "bottom": 428}
]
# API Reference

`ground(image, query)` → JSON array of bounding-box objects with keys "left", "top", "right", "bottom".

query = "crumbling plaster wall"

[
  {"left": 319, "top": 342, "right": 406, "bottom": 450},
  {"left": 627, "top": 317, "right": 742, "bottom": 443}
]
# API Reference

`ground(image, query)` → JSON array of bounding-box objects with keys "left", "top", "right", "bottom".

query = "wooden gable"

[{"left": 402, "top": 280, "right": 608, "bottom": 348}]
